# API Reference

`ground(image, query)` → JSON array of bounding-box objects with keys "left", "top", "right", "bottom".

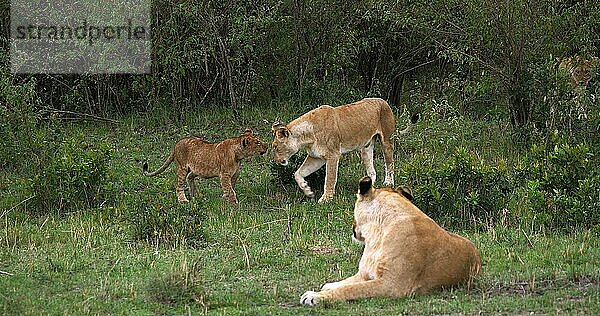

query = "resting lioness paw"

[
  {"left": 142, "top": 129, "right": 267, "bottom": 204},
  {"left": 271, "top": 98, "right": 418, "bottom": 203},
  {"left": 300, "top": 176, "right": 482, "bottom": 305}
]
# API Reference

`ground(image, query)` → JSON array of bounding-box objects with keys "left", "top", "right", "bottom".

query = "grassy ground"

[{"left": 1, "top": 105, "right": 599, "bottom": 315}]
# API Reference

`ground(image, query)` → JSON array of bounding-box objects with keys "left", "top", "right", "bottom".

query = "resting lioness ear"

[
  {"left": 358, "top": 176, "right": 374, "bottom": 196},
  {"left": 396, "top": 185, "right": 413, "bottom": 201}
]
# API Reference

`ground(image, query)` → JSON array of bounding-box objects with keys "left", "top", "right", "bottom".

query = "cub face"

[{"left": 240, "top": 129, "right": 268, "bottom": 158}]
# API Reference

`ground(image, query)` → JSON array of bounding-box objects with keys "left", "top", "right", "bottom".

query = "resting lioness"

[
  {"left": 143, "top": 129, "right": 267, "bottom": 204},
  {"left": 300, "top": 176, "right": 482, "bottom": 305},
  {"left": 271, "top": 98, "right": 418, "bottom": 203}
]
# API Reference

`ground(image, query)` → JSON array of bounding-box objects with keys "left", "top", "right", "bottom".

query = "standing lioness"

[
  {"left": 300, "top": 176, "right": 482, "bottom": 305},
  {"left": 143, "top": 129, "right": 267, "bottom": 204},
  {"left": 272, "top": 98, "right": 418, "bottom": 203}
]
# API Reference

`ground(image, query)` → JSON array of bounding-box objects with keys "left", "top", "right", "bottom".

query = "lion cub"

[
  {"left": 143, "top": 129, "right": 267, "bottom": 204},
  {"left": 300, "top": 176, "right": 482, "bottom": 305}
]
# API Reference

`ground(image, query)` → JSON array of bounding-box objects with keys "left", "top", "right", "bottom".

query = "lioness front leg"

[
  {"left": 294, "top": 156, "right": 325, "bottom": 199},
  {"left": 321, "top": 273, "right": 365, "bottom": 291},
  {"left": 301, "top": 278, "right": 399, "bottom": 306},
  {"left": 219, "top": 173, "right": 238, "bottom": 205},
  {"left": 319, "top": 156, "right": 339, "bottom": 203}
]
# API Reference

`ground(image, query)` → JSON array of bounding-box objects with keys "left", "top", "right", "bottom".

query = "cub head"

[
  {"left": 271, "top": 122, "right": 298, "bottom": 166},
  {"left": 239, "top": 129, "right": 268, "bottom": 158}
]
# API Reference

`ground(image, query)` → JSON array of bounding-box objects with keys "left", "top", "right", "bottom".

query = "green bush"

[
  {"left": 399, "top": 148, "right": 514, "bottom": 230},
  {"left": 29, "top": 134, "right": 112, "bottom": 214},
  {"left": 516, "top": 141, "right": 600, "bottom": 230},
  {"left": 528, "top": 58, "right": 600, "bottom": 146},
  {"left": 126, "top": 195, "right": 206, "bottom": 248},
  {"left": 0, "top": 74, "right": 47, "bottom": 170}
]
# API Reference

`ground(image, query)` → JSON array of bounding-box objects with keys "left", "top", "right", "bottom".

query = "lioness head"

[
  {"left": 239, "top": 129, "right": 268, "bottom": 158},
  {"left": 353, "top": 176, "right": 415, "bottom": 244},
  {"left": 271, "top": 123, "right": 298, "bottom": 166}
]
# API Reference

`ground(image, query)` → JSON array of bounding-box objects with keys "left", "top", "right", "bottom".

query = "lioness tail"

[
  {"left": 143, "top": 152, "right": 174, "bottom": 177},
  {"left": 396, "top": 113, "right": 420, "bottom": 136}
]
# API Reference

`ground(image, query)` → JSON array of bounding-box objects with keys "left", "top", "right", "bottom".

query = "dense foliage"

[{"left": 1, "top": 0, "right": 599, "bottom": 233}]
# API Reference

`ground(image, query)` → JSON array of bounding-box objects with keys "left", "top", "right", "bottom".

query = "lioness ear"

[
  {"left": 358, "top": 176, "right": 373, "bottom": 196},
  {"left": 271, "top": 122, "right": 284, "bottom": 132},
  {"left": 279, "top": 128, "right": 289, "bottom": 138},
  {"left": 397, "top": 185, "right": 413, "bottom": 201}
]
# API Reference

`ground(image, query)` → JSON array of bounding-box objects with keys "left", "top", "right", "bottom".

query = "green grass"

[{"left": 1, "top": 104, "right": 599, "bottom": 315}]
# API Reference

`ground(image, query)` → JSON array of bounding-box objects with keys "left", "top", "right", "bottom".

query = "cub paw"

[{"left": 300, "top": 291, "right": 321, "bottom": 306}]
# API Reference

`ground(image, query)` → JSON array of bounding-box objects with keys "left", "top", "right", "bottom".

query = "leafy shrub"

[
  {"left": 528, "top": 58, "right": 600, "bottom": 146},
  {"left": 126, "top": 195, "right": 206, "bottom": 248},
  {"left": 399, "top": 148, "right": 514, "bottom": 230},
  {"left": 29, "top": 134, "right": 112, "bottom": 214},
  {"left": 0, "top": 74, "right": 47, "bottom": 170},
  {"left": 515, "top": 141, "right": 600, "bottom": 230}
]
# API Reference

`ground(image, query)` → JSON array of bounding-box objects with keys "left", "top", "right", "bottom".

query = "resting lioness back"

[
  {"left": 143, "top": 129, "right": 267, "bottom": 204},
  {"left": 272, "top": 98, "right": 418, "bottom": 203}
]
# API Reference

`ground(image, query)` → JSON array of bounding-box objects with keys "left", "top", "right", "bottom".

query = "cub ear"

[
  {"left": 358, "top": 176, "right": 373, "bottom": 196},
  {"left": 397, "top": 185, "right": 413, "bottom": 201},
  {"left": 244, "top": 128, "right": 253, "bottom": 135},
  {"left": 242, "top": 137, "right": 250, "bottom": 147}
]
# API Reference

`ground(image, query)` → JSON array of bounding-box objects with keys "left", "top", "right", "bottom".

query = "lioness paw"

[
  {"left": 300, "top": 291, "right": 321, "bottom": 306},
  {"left": 318, "top": 195, "right": 332, "bottom": 203}
]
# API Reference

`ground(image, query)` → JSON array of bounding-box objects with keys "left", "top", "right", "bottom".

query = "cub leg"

[
  {"left": 294, "top": 156, "right": 325, "bottom": 199},
  {"left": 360, "top": 140, "right": 376, "bottom": 184},
  {"left": 380, "top": 135, "right": 395, "bottom": 186},
  {"left": 176, "top": 165, "right": 190, "bottom": 202},
  {"left": 319, "top": 156, "right": 340, "bottom": 203},
  {"left": 301, "top": 278, "right": 402, "bottom": 306},
  {"left": 219, "top": 173, "right": 238, "bottom": 205},
  {"left": 187, "top": 173, "right": 198, "bottom": 198}
]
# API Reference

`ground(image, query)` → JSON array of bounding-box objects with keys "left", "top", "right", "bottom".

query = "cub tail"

[{"left": 143, "top": 152, "right": 174, "bottom": 177}]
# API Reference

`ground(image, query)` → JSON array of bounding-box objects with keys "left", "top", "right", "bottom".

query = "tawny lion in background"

[
  {"left": 271, "top": 98, "right": 418, "bottom": 203},
  {"left": 301, "top": 176, "right": 481, "bottom": 305},
  {"left": 143, "top": 129, "right": 268, "bottom": 204}
]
